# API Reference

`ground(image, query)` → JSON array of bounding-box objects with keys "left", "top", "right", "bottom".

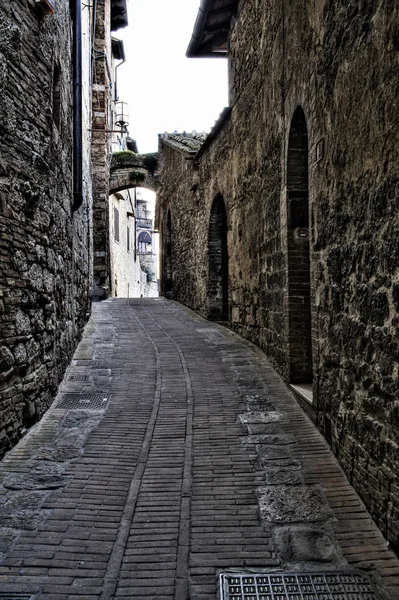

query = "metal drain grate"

[
  {"left": 220, "top": 572, "right": 382, "bottom": 600},
  {"left": 0, "top": 595, "right": 33, "bottom": 599},
  {"left": 57, "top": 393, "right": 109, "bottom": 410},
  {"left": 68, "top": 374, "right": 90, "bottom": 381}
]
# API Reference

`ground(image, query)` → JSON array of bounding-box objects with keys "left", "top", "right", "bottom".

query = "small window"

[
  {"left": 134, "top": 220, "right": 137, "bottom": 261},
  {"left": 53, "top": 65, "right": 61, "bottom": 129},
  {"left": 114, "top": 207, "right": 120, "bottom": 242},
  {"left": 127, "top": 225, "right": 130, "bottom": 252}
]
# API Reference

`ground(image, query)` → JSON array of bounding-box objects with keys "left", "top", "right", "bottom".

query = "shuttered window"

[{"left": 114, "top": 207, "right": 120, "bottom": 242}]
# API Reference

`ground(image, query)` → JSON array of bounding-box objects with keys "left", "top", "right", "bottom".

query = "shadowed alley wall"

[
  {"left": 0, "top": 1, "right": 93, "bottom": 454},
  {"left": 158, "top": 0, "right": 399, "bottom": 548}
]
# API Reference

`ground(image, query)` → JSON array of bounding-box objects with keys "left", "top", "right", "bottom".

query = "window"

[
  {"left": 138, "top": 231, "right": 152, "bottom": 254},
  {"left": 114, "top": 207, "right": 120, "bottom": 242},
  {"left": 127, "top": 225, "right": 130, "bottom": 252},
  {"left": 53, "top": 64, "right": 61, "bottom": 129}
]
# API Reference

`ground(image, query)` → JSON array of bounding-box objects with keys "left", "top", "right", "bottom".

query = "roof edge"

[
  {"left": 186, "top": 0, "right": 236, "bottom": 58},
  {"left": 195, "top": 107, "right": 232, "bottom": 160},
  {"left": 186, "top": 0, "right": 211, "bottom": 58}
]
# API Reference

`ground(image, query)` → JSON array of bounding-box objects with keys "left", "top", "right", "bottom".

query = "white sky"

[{"left": 116, "top": 0, "right": 228, "bottom": 154}]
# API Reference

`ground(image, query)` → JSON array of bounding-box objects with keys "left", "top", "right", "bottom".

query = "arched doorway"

[
  {"left": 138, "top": 231, "right": 152, "bottom": 255},
  {"left": 287, "top": 107, "right": 313, "bottom": 384},
  {"left": 208, "top": 195, "right": 228, "bottom": 321},
  {"left": 164, "top": 209, "right": 173, "bottom": 295}
]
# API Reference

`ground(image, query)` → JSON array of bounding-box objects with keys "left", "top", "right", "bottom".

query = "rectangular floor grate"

[
  {"left": 220, "top": 572, "right": 382, "bottom": 600},
  {"left": 57, "top": 393, "right": 109, "bottom": 410},
  {"left": 0, "top": 595, "right": 33, "bottom": 599}
]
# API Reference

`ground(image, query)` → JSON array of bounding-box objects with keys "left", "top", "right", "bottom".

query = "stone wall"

[
  {"left": 159, "top": 0, "right": 399, "bottom": 548},
  {"left": 92, "top": 0, "right": 112, "bottom": 299},
  {"left": 0, "top": 1, "right": 92, "bottom": 455}
]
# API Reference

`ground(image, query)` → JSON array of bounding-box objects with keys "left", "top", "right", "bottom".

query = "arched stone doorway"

[
  {"left": 287, "top": 107, "right": 313, "bottom": 384},
  {"left": 164, "top": 209, "right": 173, "bottom": 296},
  {"left": 208, "top": 195, "right": 229, "bottom": 321}
]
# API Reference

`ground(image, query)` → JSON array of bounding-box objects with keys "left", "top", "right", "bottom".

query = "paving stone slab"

[
  {"left": 258, "top": 485, "right": 335, "bottom": 523},
  {"left": 258, "top": 457, "right": 303, "bottom": 471},
  {"left": 35, "top": 445, "right": 81, "bottom": 462},
  {"left": 0, "top": 529, "right": 19, "bottom": 563},
  {"left": 255, "top": 445, "right": 292, "bottom": 460},
  {"left": 241, "top": 434, "right": 295, "bottom": 445},
  {"left": 0, "top": 492, "right": 49, "bottom": 530},
  {"left": 60, "top": 411, "right": 103, "bottom": 430},
  {"left": 264, "top": 469, "right": 303, "bottom": 486},
  {"left": 4, "top": 463, "right": 69, "bottom": 491},
  {"left": 272, "top": 525, "right": 347, "bottom": 567},
  {"left": 238, "top": 411, "right": 283, "bottom": 424}
]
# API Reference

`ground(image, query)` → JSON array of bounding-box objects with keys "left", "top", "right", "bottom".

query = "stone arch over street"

[
  {"left": 109, "top": 152, "right": 159, "bottom": 196},
  {"left": 93, "top": 151, "right": 159, "bottom": 300},
  {"left": 207, "top": 194, "right": 229, "bottom": 321},
  {"left": 286, "top": 106, "right": 313, "bottom": 384}
]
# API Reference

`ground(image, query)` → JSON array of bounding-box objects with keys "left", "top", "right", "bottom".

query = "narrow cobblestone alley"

[{"left": 0, "top": 299, "right": 398, "bottom": 600}]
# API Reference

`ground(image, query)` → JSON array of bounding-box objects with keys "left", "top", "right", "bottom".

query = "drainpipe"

[
  {"left": 114, "top": 55, "right": 126, "bottom": 102},
  {"left": 91, "top": 0, "right": 97, "bottom": 86},
  {"left": 72, "top": 0, "right": 83, "bottom": 212}
]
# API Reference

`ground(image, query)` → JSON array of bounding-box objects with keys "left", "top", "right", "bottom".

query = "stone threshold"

[{"left": 289, "top": 383, "right": 313, "bottom": 405}]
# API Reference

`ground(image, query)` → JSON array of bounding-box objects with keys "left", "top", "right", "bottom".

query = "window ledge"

[{"left": 289, "top": 383, "right": 313, "bottom": 405}]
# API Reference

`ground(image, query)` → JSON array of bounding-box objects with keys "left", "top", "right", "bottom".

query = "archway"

[
  {"left": 287, "top": 107, "right": 312, "bottom": 384},
  {"left": 164, "top": 210, "right": 173, "bottom": 295},
  {"left": 208, "top": 195, "right": 228, "bottom": 321}
]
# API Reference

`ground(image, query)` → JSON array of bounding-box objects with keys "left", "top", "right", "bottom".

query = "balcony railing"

[{"left": 137, "top": 218, "right": 152, "bottom": 228}]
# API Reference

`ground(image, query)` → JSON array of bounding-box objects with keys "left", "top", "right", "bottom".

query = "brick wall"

[
  {"left": 92, "top": 0, "right": 112, "bottom": 299},
  {"left": 159, "top": 0, "right": 399, "bottom": 548}
]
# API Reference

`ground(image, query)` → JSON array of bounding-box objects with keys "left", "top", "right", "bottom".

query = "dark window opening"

[
  {"left": 208, "top": 194, "right": 229, "bottom": 321},
  {"left": 164, "top": 210, "right": 173, "bottom": 294},
  {"left": 287, "top": 106, "right": 312, "bottom": 384},
  {"left": 53, "top": 64, "right": 61, "bottom": 130},
  {"left": 114, "top": 207, "right": 120, "bottom": 243}
]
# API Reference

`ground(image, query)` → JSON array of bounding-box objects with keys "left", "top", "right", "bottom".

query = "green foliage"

[
  {"left": 129, "top": 170, "right": 146, "bottom": 183},
  {"left": 141, "top": 153, "right": 159, "bottom": 175},
  {"left": 111, "top": 151, "right": 138, "bottom": 168}
]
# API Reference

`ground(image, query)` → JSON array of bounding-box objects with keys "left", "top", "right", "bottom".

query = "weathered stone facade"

[
  {"left": 0, "top": 1, "right": 94, "bottom": 455},
  {"left": 92, "top": 0, "right": 112, "bottom": 299},
  {"left": 92, "top": 0, "right": 128, "bottom": 299},
  {"left": 158, "top": 1, "right": 399, "bottom": 548}
]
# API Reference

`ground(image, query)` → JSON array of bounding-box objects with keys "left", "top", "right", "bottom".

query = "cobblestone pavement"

[{"left": 0, "top": 298, "right": 398, "bottom": 600}]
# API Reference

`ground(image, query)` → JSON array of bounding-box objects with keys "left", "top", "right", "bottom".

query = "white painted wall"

[{"left": 109, "top": 188, "right": 159, "bottom": 298}]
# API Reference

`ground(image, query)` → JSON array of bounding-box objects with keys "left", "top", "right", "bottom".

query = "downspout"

[
  {"left": 91, "top": 0, "right": 97, "bottom": 86},
  {"left": 72, "top": 0, "right": 83, "bottom": 212},
  {"left": 114, "top": 55, "right": 126, "bottom": 102}
]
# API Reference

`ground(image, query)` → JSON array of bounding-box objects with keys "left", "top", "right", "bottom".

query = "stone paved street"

[{"left": 0, "top": 298, "right": 398, "bottom": 600}]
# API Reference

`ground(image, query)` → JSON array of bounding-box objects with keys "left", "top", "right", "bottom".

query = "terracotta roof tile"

[{"left": 160, "top": 131, "right": 207, "bottom": 153}]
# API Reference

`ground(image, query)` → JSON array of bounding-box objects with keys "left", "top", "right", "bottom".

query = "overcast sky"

[{"left": 117, "top": 0, "right": 228, "bottom": 154}]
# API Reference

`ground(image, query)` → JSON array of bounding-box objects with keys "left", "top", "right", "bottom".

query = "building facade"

[
  {"left": 0, "top": 0, "right": 93, "bottom": 455},
  {"left": 109, "top": 188, "right": 159, "bottom": 298},
  {"left": 158, "top": 0, "right": 399, "bottom": 548},
  {"left": 0, "top": 0, "right": 126, "bottom": 456},
  {"left": 91, "top": 0, "right": 128, "bottom": 299}
]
